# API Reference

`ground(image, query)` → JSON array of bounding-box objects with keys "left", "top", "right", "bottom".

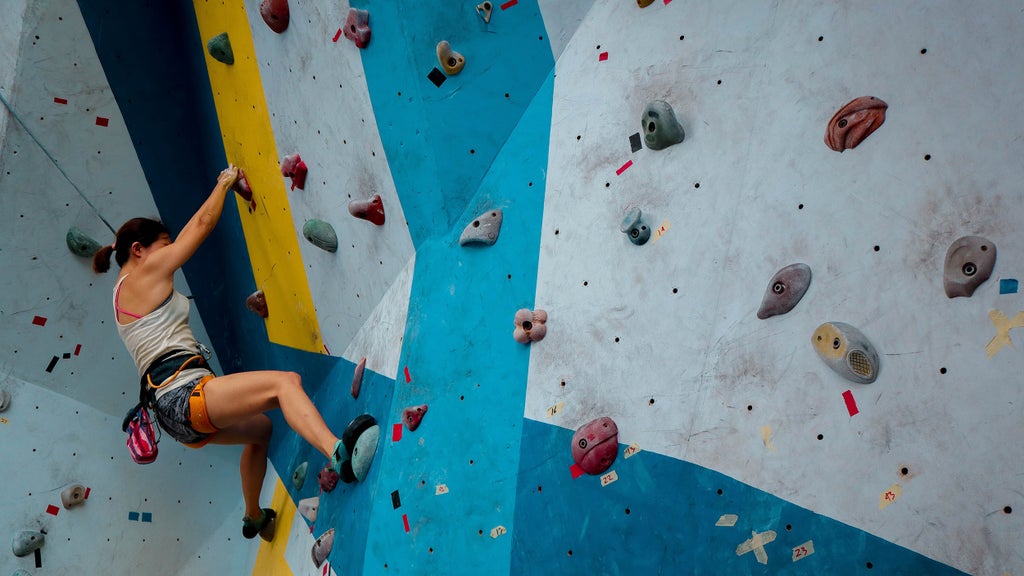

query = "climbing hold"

[
  {"left": 513, "top": 309, "right": 548, "bottom": 344},
  {"left": 943, "top": 236, "right": 996, "bottom": 298},
  {"left": 206, "top": 33, "right": 234, "bottom": 65},
  {"left": 302, "top": 220, "right": 338, "bottom": 253},
  {"left": 437, "top": 41, "right": 465, "bottom": 75},
  {"left": 349, "top": 423, "right": 380, "bottom": 483},
  {"left": 476, "top": 1, "right": 493, "bottom": 22},
  {"left": 231, "top": 169, "right": 257, "bottom": 212},
  {"left": 642, "top": 101, "right": 685, "bottom": 150},
  {"left": 292, "top": 461, "right": 308, "bottom": 490},
  {"left": 620, "top": 207, "right": 650, "bottom": 246},
  {"left": 812, "top": 322, "right": 879, "bottom": 384},
  {"left": 311, "top": 528, "right": 335, "bottom": 568},
  {"left": 259, "top": 0, "right": 289, "bottom": 33},
  {"left": 342, "top": 414, "right": 378, "bottom": 456},
  {"left": 637, "top": 0, "right": 656, "bottom": 6},
  {"left": 245, "top": 290, "right": 269, "bottom": 318},
  {"left": 60, "top": 483, "right": 87, "bottom": 509},
  {"left": 280, "top": 153, "right": 307, "bottom": 190},
  {"left": 459, "top": 209, "right": 503, "bottom": 246},
  {"left": 757, "top": 263, "right": 812, "bottom": 319},
  {"left": 12, "top": 530, "right": 44, "bottom": 557},
  {"left": 0, "top": 388, "right": 9, "bottom": 412},
  {"left": 351, "top": 357, "right": 366, "bottom": 399},
  {"left": 297, "top": 497, "right": 319, "bottom": 523},
  {"left": 348, "top": 194, "right": 385, "bottom": 226},
  {"left": 402, "top": 405, "right": 428, "bottom": 431},
  {"left": 571, "top": 417, "right": 619, "bottom": 475},
  {"left": 825, "top": 96, "right": 887, "bottom": 152},
  {"left": 318, "top": 465, "right": 339, "bottom": 492},
  {"left": 12, "top": 570, "right": 31, "bottom": 576},
  {"left": 343, "top": 8, "right": 371, "bottom": 48},
  {"left": 66, "top": 227, "right": 101, "bottom": 258}
]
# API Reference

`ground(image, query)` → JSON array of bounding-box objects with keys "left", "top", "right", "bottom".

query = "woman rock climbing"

[{"left": 93, "top": 165, "right": 351, "bottom": 541}]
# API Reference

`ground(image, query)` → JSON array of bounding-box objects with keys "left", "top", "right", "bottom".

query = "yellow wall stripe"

[
  {"left": 192, "top": 0, "right": 322, "bottom": 353},
  {"left": 251, "top": 479, "right": 298, "bottom": 576}
]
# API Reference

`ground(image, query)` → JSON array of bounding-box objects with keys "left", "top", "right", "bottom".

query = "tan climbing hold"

[
  {"left": 61, "top": 483, "right": 87, "bottom": 509},
  {"left": 437, "top": 41, "right": 465, "bottom": 75},
  {"left": 476, "top": 1, "right": 493, "bottom": 22},
  {"left": 637, "top": 0, "right": 656, "bottom": 6}
]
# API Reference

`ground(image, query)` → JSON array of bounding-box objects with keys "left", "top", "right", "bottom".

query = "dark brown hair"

[{"left": 92, "top": 218, "right": 170, "bottom": 273}]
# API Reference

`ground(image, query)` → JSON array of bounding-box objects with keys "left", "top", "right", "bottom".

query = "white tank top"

[{"left": 114, "top": 275, "right": 207, "bottom": 396}]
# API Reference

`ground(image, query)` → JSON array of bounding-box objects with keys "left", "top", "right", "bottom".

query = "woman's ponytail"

[{"left": 93, "top": 244, "right": 114, "bottom": 273}]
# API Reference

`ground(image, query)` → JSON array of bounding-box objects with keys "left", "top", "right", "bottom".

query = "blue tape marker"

[
  {"left": 128, "top": 511, "right": 140, "bottom": 521},
  {"left": 1000, "top": 279, "right": 1018, "bottom": 294},
  {"left": 141, "top": 512, "right": 153, "bottom": 522}
]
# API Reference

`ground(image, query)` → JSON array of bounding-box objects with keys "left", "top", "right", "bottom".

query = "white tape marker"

[
  {"left": 792, "top": 540, "right": 814, "bottom": 562},
  {"left": 715, "top": 514, "right": 738, "bottom": 527},
  {"left": 624, "top": 443, "right": 641, "bottom": 459},
  {"left": 736, "top": 530, "right": 777, "bottom": 565}
]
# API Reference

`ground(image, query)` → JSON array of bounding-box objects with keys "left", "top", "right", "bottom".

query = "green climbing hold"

[
  {"left": 641, "top": 100, "right": 685, "bottom": 150},
  {"left": 302, "top": 220, "right": 338, "bottom": 253},
  {"left": 292, "top": 461, "right": 308, "bottom": 490},
  {"left": 350, "top": 424, "right": 380, "bottom": 482},
  {"left": 66, "top": 226, "right": 102, "bottom": 257},
  {"left": 207, "top": 32, "right": 234, "bottom": 65}
]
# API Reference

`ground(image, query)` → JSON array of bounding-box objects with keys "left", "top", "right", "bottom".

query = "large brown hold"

[{"left": 825, "top": 96, "right": 887, "bottom": 152}]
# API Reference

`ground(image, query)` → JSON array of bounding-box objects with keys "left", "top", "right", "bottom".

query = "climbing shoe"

[{"left": 242, "top": 508, "right": 277, "bottom": 542}]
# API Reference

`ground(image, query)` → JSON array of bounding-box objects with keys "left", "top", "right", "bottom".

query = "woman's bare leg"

[
  {"left": 202, "top": 370, "right": 340, "bottom": 458},
  {"left": 209, "top": 414, "right": 272, "bottom": 519}
]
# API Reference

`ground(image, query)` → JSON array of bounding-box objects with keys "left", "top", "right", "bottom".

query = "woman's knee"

[{"left": 278, "top": 371, "right": 304, "bottom": 394}]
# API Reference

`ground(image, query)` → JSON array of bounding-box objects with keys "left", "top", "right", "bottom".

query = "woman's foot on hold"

[{"left": 242, "top": 508, "right": 277, "bottom": 542}]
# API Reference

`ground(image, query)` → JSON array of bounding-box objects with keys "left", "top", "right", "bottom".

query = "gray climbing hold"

[
  {"left": 437, "top": 41, "right": 465, "bottom": 75},
  {"left": 459, "top": 209, "right": 503, "bottom": 246},
  {"left": 0, "top": 389, "right": 10, "bottom": 412},
  {"left": 757, "top": 263, "right": 812, "bottom": 319},
  {"left": 943, "top": 236, "right": 996, "bottom": 298},
  {"left": 812, "top": 322, "right": 879, "bottom": 384},
  {"left": 207, "top": 33, "right": 234, "bottom": 65},
  {"left": 302, "top": 220, "right": 338, "bottom": 253},
  {"left": 476, "top": 1, "right": 493, "bottom": 22},
  {"left": 642, "top": 101, "right": 685, "bottom": 150},
  {"left": 12, "top": 531, "right": 44, "bottom": 557},
  {"left": 66, "top": 227, "right": 102, "bottom": 258},
  {"left": 311, "top": 528, "right": 335, "bottom": 568},
  {"left": 619, "top": 207, "right": 650, "bottom": 246},
  {"left": 292, "top": 462, "right": 308, "bottom": 490},
  {"left": 351, "top": 357, "right": 366, "bottom": 399},
  {"left": 350, "top": 424, "right": 380, "bottom": 483},
  {"left": 297, "top": 497, "right": 319, "bottom": 523},
  {"left": 61, "top": 483, "right": 87, "bottom": 509}
]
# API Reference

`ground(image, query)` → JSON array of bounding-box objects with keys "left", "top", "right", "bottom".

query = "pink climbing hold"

[
  {"left": 343, "top": 8, "right": 371, "bottom": 49},
  {"left": 260, "top": 0, "right": 289, "bottom": 33},
  {"left": 232, "top": 169, "right": 257, "bottom": 212},
  {"left": 318, "top": 465, "right": 339, "bottom": 492},
  {"left": 349, "top": 194, "right": 385, "bottom": 225},
  {"left": 351, "top": 357, "right": 366, "bottom": 399},
  {"left": 513, "top": 309, "right": 548, "bottom": 344},
  {"left": 402, "top": 405, "right": 428, "bottom": 431},
  {"left": 281, "top": 153, "right": 308, "bottom": 190},
  {"left": 571, "top": 416, "right": 618, "bottom": 475}
]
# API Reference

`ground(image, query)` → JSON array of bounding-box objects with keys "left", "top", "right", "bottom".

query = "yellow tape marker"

[
  {"left": 251, "top": 478, "right": 297, "bottom": 576},
  {"left": 760, "top": 425, "right": 776, "bottom": 453},
  {"left": 715, "top": 514, "right": 738, "bottom": 527},
  {"left": 545, "top": 402, "right": 564, "bottom": 418},
  {"left": 623, "top": 442, "right": 641, "bottom": 459},
  {"left": 490, "top": 525, "right": 507, "bottom": 539},
  {"left": 600, "top": 470, "right": 618, "bottom": 487},
  {"left": 192, "top": 1, "right": 322, "bottom": 352},
  {"left": 792, "top": 540, "right": 814, "bottom": 562},
  {"left": 435, "top": 484, "right": 449, "bottom": 496},
  {"left": 879, "top": 483, "right": 903, "bottom": 509},
  {"left": 986, "top": 310, "right": 1024, "bottom": 359},
  {"left": 736, "top": 530, "right": 777, "bottom": 565},
  {"left": 652, "top": 220, "right": 671, "bottom": 243},
  {"left": 0, "top": 417, "right": 8, "bottom": 425}
]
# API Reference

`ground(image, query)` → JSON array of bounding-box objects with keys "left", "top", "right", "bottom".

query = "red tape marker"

[
  {"left": 404, "top": 366, "right": 411, "bottom": 383},
  {"left": 74, "top": 344, "right": 82, "bottom": 356},
  {"left": 333, "top": 28, "right": 342, "bottom": 42},
  {"left": 615, "top": 160, "right": 633, "bottom": 176},
  {"left": 95, "top": 117, "right": 109, "bottom": 127},
  {"left": 664, "top": 0, "right": 672, "bottom": 4},
  {"left": 599, "top": 52, "right": 609, "bottom": 61},
  {"left": 32, "top": 316, "right": 47, "bottom": 326},
  {"left": 46, "top": 504, "right": 59, "bottom": 516},
  {"left": 402, "top": 513, "right": 410, "bottom": 532},
  {"left": 54, "top": 97, "right": 68, "bottom": 105},
  {"left": 842, "top": 390, "right": 859, "bottom": 417},
  {"left": 500, "top": 0, "right": 518, "bottom": 9},
  {"left": 84, "top": 487, "right": 91, "bottom": 499},
  {"left": 392, "top": 423, "right": 403, "bottom": 442},
  {"left": 570, "top": 464, "right": 585, "bottom": 479}
]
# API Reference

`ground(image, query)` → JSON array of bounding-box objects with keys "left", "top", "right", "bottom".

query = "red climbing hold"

[
  {"left": 402, "top": 405, "right": 428, "bottom": 431},
  {"left": 318, "top": 465, "right": 339, "bottom": 492},
  {"left": 260, "top": 0, "right": 289, "bottom": 33},
  {"left": 281, "top": 153, "right": 308, "bottom": 190},
  {"left": 343, "top": 8, "right": 371, "bottom": 49},
  {"left": 348, "top": 194, "right": 385, "bottom": 226},
  {"left": 232, "top": 169, "right": 257, "bottom": 211},
  {"left": 571, "top": 417, "right": 619, "bottom": 475}
]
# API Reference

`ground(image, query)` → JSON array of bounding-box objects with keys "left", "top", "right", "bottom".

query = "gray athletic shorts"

[{"left": 153, "top": 375, "right": 213, "bottom": 446}]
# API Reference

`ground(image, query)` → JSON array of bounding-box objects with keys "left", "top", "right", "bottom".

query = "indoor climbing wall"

[{"left": 2, "top": 0, "right": 1022, "bottom": 575}]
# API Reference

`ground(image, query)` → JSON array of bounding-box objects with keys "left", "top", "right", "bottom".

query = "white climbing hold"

[
  {"left": 61, "top": 483, "right": 87, "bottom": 509},
  {"left": 0, "top": 389, "right": 10, "bottom": 412},
  {"left": 297, "top": 497, "right": 319, "bottom": 523},
  {"left": 460, "top": 209, "right": 503, "bottom": 246},
  {"left": 12, "top": 530, "right": 45, "bottom": 557},
  {"left": 312, "top": 528, "right": 335, "bottom": 567}
]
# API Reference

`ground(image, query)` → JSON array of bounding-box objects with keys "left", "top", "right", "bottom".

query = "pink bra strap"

[{"left": 115, "top": 277, "right": 144, "bottom": 320}]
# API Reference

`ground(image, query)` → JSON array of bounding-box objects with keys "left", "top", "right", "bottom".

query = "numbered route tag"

[
  {"left": 879, "top": 483, "right": 903, "bottom": 509},
  {"left": 600, "top": 470, "right": 618, "bottom": 487},
  {"left": 623, "top": 443, "right": 641, "bottom": 459},
  {"left": 652, "top": 220, "right": 671, "bottom": 243},
  {"left": 792, "top": 540, "right": 815, "bottom": 562},
  {"left": 435, "top": 484, "right": 449, "bottom": 496},
  {"left": 490, "top": 525, "right": 507, "bottom": 539},
  {"left": 545, "top": 402, "right": 564, "bottom": 418}
]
